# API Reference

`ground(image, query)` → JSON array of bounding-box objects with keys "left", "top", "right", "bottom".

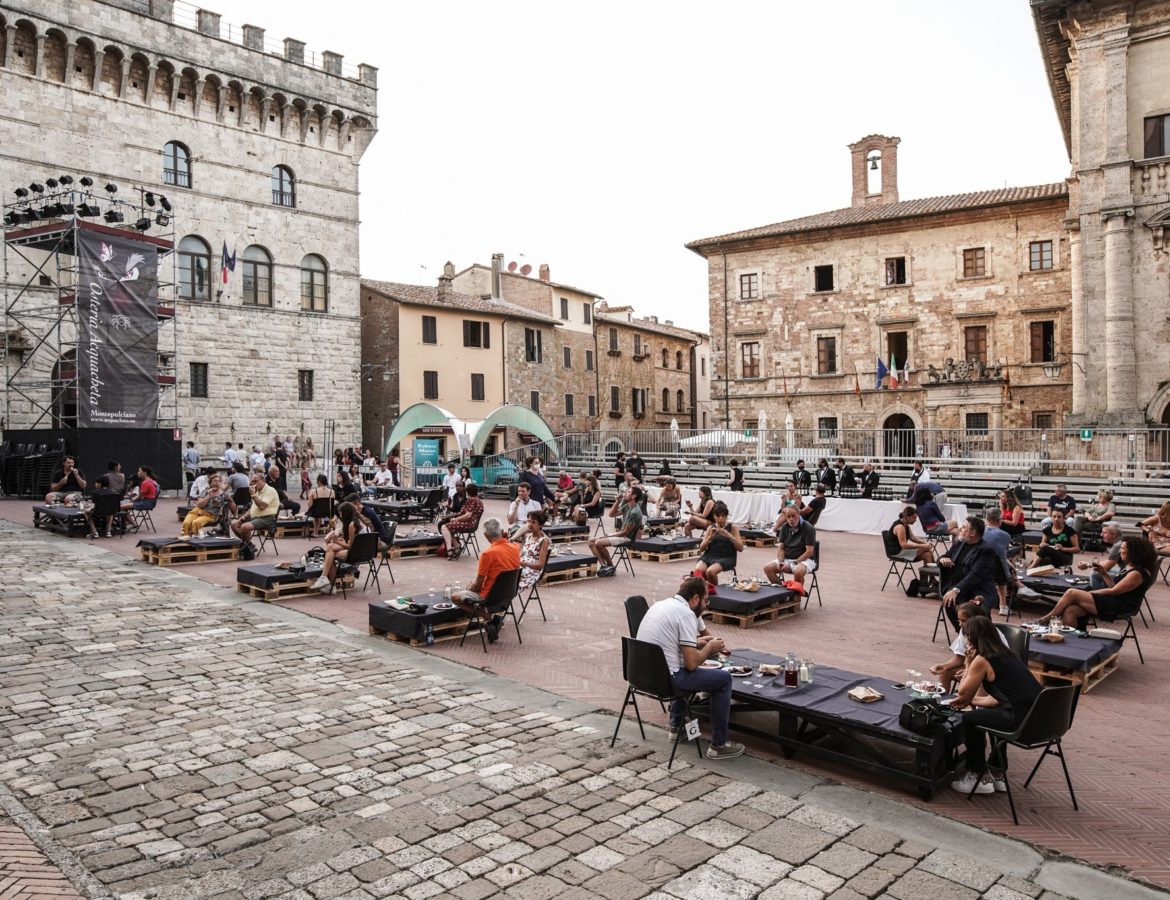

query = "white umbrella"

[
  {"left": 757, "top": 410, "right": 767, "bottom": 466},
  {"left": 785, "top": 413, "right": 795, "bottom": 450},
  {"left": 670, "top": 418, "right": 679, "bottom": 442}
]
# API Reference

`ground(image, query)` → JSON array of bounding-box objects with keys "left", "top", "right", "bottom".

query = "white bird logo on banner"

[
  {"left": 120, "top": 252, "right": 144, "bottom": 283},
  {"left": 99, "top": 242, "right": 115, "bottom": 263}
]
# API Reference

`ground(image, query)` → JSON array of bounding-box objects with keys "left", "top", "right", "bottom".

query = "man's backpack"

[{"left": 904, "top": 577, "right": 920, "bottom": 597}]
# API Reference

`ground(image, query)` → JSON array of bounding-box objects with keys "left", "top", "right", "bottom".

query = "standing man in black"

[
  {"left": 939, "top": 517, "right": 999, "bottom": 630},
  {"left": 836, "top": 458, "right": 858, "bottom": 492},
  {"left": 814, "top": 458, "right": 836, "bottom": 494},
  {"left": 625, "top": 449, "right": 646, "bottom": 484},
  {"left": 272, "top": 440, "right": 290, "bottom": 489},
  {"left": 859, "top": 462, "right": 881, "bottom": 499},
  {"left": 791, "top": 459, "right": 811, "bottom": 491}
]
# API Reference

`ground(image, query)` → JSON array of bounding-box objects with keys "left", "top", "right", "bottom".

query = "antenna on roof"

[
  {"left": 520, "top": 264, "right": 532, "bottom": 276},
  {"left": 507, "top": 261, "right": 518, "bottom": 272}
]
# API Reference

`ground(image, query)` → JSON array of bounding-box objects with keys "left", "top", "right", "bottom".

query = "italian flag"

[{"left": 888, "top": 353, "right": 899, "bottom": 389}]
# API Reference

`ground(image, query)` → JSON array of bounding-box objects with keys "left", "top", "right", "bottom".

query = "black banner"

[{"left": 77, "top": 230, "right": 160, "bottom": 428}]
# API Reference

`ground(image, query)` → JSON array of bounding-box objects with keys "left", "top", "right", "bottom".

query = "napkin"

[{"left": 847, "top": 686, "right": 883, "bottom": 703}]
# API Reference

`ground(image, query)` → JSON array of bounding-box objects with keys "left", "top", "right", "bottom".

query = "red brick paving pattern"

[
  {"left": 0, "top": 822, "right": 83, "bottom": 900},
  {"left": 4, "top": 497, "right": 1169, "bottom": 888}
]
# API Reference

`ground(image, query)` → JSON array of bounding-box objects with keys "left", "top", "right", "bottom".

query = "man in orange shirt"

[{"left": 454, "top": 518, "right": 520, "bottom": 642}]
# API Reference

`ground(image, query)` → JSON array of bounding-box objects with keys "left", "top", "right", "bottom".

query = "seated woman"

[
  {"left": 889, "top": 506, "right": 934, "bottom": 563},
  {"left": 440, "top": 483, "right": 484, "bottom": 557},
  {"left": 656, "top": 478, "right": 682, "bottom": 519},
  {"left": 1139, "top": 501, "right": 1170, "bottom": 554},
  {"left": 571, "top": 475, "right": 603, "bottom": 525},
  {"left": 930, "top": 601, "right": 987, "bottom": 692},
  {"left": 693, "top": 502, "right": 744, "bottom": 592},
  {"left": 914, "top": 486, "right": 957, "bottom": 537},
  {"left": 181, "top": 474, "right": 235, "bottom": 536},
  {"left": 947, "top": 615, "right": 1042, "bottom": 795},
  {"left": 1030, "top": 508, "right": 1079, "bottom": 568},
  {"left": 437, "top": 481, "right": 468, "bottom": 525},
  {"left": 1040, "top": 536, "right": 1156, "bottom": 627},
  {"left": 998, "top": 489, "right": 1027, "bottom": 537},
  {"left": 517, "top": 509, "right": 552, "bottom": 594},
  {"left": 1075, "top": 488, "right": 1115, "bottom": 533},
  {"left": 305, "top": 474, "right": 335, "bottom": 538},
  {"left": 311, "top": 501, "right": 372, "bottom": 594},
  {"left": 782, "top": 481, "right": 803, "bottom": 509},
  {"left": 682, "top": 486, "right": 715, "bottom": 537}
]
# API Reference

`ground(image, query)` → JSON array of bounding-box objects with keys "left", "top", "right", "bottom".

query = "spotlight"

[
  {"left": 58, "top": 175, "right": 73, "bottom": 186},
  {"left": 134, "top": 217, "right": 151, "bottom": 231},
  {"left": 21, "top": 208, "right": 39, "bottom": 223},
  {"left": 46, "top": 178, "right": 59, "bottom": 189},
  {"left": 29, "top": 182, "right": 45, "bottom": 194},
  {"left": 155, "top": 212, "right": 169, "bottom": 227},
  {"left": 103, "top": 210, "right": 124, "bottom": 223},
  {"left": 14, "top": 187, "right": 28, "bottom": 198},
  {"left": 40, "top": 203, "right": 68, "bottom": 218},
  {"left": 79, "top": 177, "right": 93, "bottom": 188},
  {"left": 76, "top": 203, "right": 100, "bottom": 217},
  {"left": 104, "top": 183, "right": 117, "bottom": 195},
  {"left": 4, "top": 212, "right": 19, "bottom": 227},
  {"left": 144, "top": 192, "right": 155, "bottom": 207},
  {"left": 159, "top": 196, "right": 172, "bottom": 212}
]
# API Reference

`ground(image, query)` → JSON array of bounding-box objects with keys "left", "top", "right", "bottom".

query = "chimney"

[
  {"left": 322, "top": 51, "right": 343, "bottom": 76},
  {"left": 665, "top": 320, "right": 674, "bottom": 325},
  {"left": 538, "top": 263, "right": 550, "bottom": 282},
  {"left": 597, "top": 301, "right": 608, "bottom": 313},
  {"left": 437, "top": 261, "right": 454, "bottom": 300},
  {"left": 647, "top": 315, "right": 658, "bottom": 323},
  {"left": 848, "top": 134, "right": 900, "bottom": 208},
  {"left": 489, "top": 252, "right": 503, "bottom": 298}
]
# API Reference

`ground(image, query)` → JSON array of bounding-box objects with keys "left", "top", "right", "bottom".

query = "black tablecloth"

[
  {"left": 741, "top": 528, "right": 776, "bottom": 543},
  {"left": 236, "top": 563, "right": 325, "bottom": 589},
  {"left": 630, "top": 536, "right": 701, "bottom": 552},
  {"left": 137, "top": 536, "right": 241, "bottom": 551},
  {"left": 1021, "top": 573, "right": 1086, "bottom": 596},
  {"left": 645, "top": 516, "right": 680, "bottom": 528},
  {"left": 369, "top": 500, "right": 423, "bottom": 518},
  {"left": 708, "top": 584, "right": 795, "bottom": 614},
  {"left": 544, "top": 553, "right": 595, "bottom": 574},
  {"left": 34, "top": 505, "right": 87, "bottom": 522},
  {"left": 368, "top": 594, "right": 466, "bottom": 642},
  {"left": 393, "top": 532, "right": 443, "bottom": 549},
  {"left": 545, "top": 523, "right": 588, "bottom": 541},
  {"left": 1028, "top": 633, "right": 1122, "bottom": 671}
]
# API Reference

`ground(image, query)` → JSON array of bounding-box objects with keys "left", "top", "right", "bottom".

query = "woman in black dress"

[
  {"left": 694, "top": 502, "right": 744, "bottom": 592},
  {"left": 683, "top": 486, "right": 716, "bottom": 537},
  {"left": 947, "top": 615, "right": 1042, "bottom": 795},
  {"left": 1030, "top": 508, "right": 1080, "bottom": 568},
  {"left": 727, "top": 459, "right": 744, "bottom": 492},
  {"left": 1039, "top": 536, "right": 1156, "bottom": 627}
]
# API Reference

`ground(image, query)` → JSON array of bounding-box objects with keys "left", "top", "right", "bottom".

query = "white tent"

[{"left": 679, "top": 429, "right": 757, "bottom": 449}]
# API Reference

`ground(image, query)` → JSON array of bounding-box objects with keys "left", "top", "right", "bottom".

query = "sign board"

[
  {"left": 1080, "top": 428, "right": 1093, "bottom": 442},
  {"left": 173, "top": 428, "right": 182, "bottom": 441},
  {"left": 414, "top": 438, "right": 441, "bottom": 467},
  {"left": 456, "top": 432, "right": 473, "bottom": 453}
]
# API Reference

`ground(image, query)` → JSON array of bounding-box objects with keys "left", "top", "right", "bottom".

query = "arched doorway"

[{"left": 882, "top": 413, "right": 915, "bottom": 460}]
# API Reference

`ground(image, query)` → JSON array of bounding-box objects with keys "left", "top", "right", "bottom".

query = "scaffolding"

[{"left": 3, "top": 179, "right": 176, "bottom": 433}]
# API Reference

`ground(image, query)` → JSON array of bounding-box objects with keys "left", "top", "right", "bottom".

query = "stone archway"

[{"left": 882, "top": 413, "right": 916, "bottom": 460}]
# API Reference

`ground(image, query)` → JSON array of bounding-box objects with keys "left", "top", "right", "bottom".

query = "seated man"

[
  {"left": 227, "top": 461, "right": 250, "bottom": 493},
  {"left": 507, "top": 482, "right": 544, "bottom": 538},
  {"left": 105, "top": 461, "right": 126, "bottom": 495},
  {"left": 860, "top": 462, "right": 881, "bottom": 499},
  {"left": 120, "top": 466, "right": 159, "bottom": 512},
  {"left": 1078, "top": 521, "right": 1124, "bottom": 589},
  {"left": 45, "top": 456, "right": 87, "bottom": 503},
  {"left": 440, "top": 482, "right": 484, "bottom": 557},
  {"left": 799, "top": 484, "right": 828, "bottom": 525},
  {"left": 635, "top": 577, "right": 744, "bottom": 760},
  {"left": 371, "top": 461, "right": 395, "bottom": 488},
  {"left": 187, "top": 467, "right": 214, "bottom": 502},
  {"left": 1041, "top": 483, "right": 1077, "bottom": 529},
  {"left": 889, "top": 506, "right": 933, "bottom": 564},
  {"left": 453, "top": 517, "right": 520, "bottom": 643},
  {"left": 181, "top": 474, "right": 235, "bottom": 536},
  {"left": 266, "top": 465, "right": 301, "bottom": 515},
  {"left": 929, "top": 600, "right": 996, "bottom": 692},
  {"left": 939, "top": 517, "right": 999, "bottom": 630},
  {"left": 84, "top": 475, "right": 122, "bottom": 538},
  {"left": 230, "top": 472, "right": 281, "bottom": 545},
  {"left": 764, "top": 505, "right": 817, "bottom": 591},
  {"left": 589, "top": 484, "right": 644, "bottom": 577}
]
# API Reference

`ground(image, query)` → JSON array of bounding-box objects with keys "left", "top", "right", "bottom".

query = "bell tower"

[{"left": 849, "top": 134, "right": 900, "bottom": 207}]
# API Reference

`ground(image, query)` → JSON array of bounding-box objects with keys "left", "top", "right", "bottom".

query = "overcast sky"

[{"left": 221, "top": 0, "right": 1071, "bottom": 332}]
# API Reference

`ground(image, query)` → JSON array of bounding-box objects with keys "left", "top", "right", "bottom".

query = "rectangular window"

[
  {"left": 1144, "top": 114, "right": 1170, "bottom": 158},
  {"left": 610, "top": 385, "right": 620, "bottom": 413},
  {"left": 1029, "top": 240, "right": 1053, "bottom": 271},
  {"left": 564, "top": 394, "right": 574, "bottom": 416},
  {"left": 587, "top": 394, "right": 596, "bottom": 417},
  {"left": 583, "top": 303, "right": 592, "bottom": 324},
  {"left": 190, "top": 362, "right": 208, "bottom": 399},
  {"left": 462, "top": 319, "right": 490, "bottom": 348},
  {"left": 887, "top": 331, "right": 908, "bottom": 372},
  {"left": 562, "top": 346, "right": 572, "bottom": 368},
  {"left": 740, "top": 342, "right": 760, "bottom": 379},
  {"left": 608, "top": 327, "right": 619, "bottom": 352},
  {"left": 701, "top": 356, "right": 706, "bottom": 376},
  {"left": 559, "top": 297, "right": 569, "bottom": 320},
  {"left": 884, "top": 256, "right": 907, "bottom": 285},
  {"left": 1033, "top": 412, "right": 1055, "bottom": 430},
  {"left": 632, "top": 387, "right": 647, "bottom": 416},
  {"left": 530, "top": 391, "right": 540, "bottom": 413},
  {"left": 814, "top": 264, "right": 834, "bottom": 292},
  {"left": 633, "top": 334, "right": 643, "bottom": 357},
  {"left": 471, "top": 373, "right": 485, "bottom": 402},
  {"left": 297, "top": 369, "right": 314, "bottom": 402},
  {"left": 585, "top": 349, "right": 594, "bottom": 371},
  {"left": 524, "top": 327, "right": 543, "bottom": 362},
  {"left": 816, "top": 336, "right": 837, "bottom": 375},
  {"left": 739, "top": 272, "right": 759, "bottom": 300},
  {"left": 962, "top": 247, "right": 986, "bottom": 277},
  {"left": 1029, "top": 320, "right": 1055, "bottom": 363},
  {"left": 965, "top": 412, "right": 989, "bottom": 435},
  {"left": 817, "top": 416, "right": 839, "bottom": 441},
  {"left": 963, "top": 325, "right": 987, "bottom": 361},
  {"left": 423, "top": 370, "right": 438, "bottom": 400},
  {"left": 421, "top": 315, "right": 437, "bottom": 344}
]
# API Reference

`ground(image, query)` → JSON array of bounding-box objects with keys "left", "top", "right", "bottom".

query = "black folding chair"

[
  {"left": 517, "top": 563, "right": 547, "bottom": 626},
  {"left": 125, "top": 503, "right": 156, "bottom": 534},
  {"left": 624, "top": 595, "right": 649, "bottom": 637},
  {"left": 994, "top": 623, "right": 1029, "bottom": 662},
  {"left": 307, "top": 496, "right": 334, "bottom": 537},
  {"left": 932, "top": 600, "right": 952, "bottom": 644},
  {"left": 460, "top": 569, "right": 522, "bottom": 652},
  {"left": 610, "top": 637, "right": 707, "bottom": 768},
  {"left": 881, "top": 530, "right": 916, "bottom": 592},
  {"left": 966, "top": 684, "right": 1080, "bottom": 826},
  {"left": 255, "top": 521, "right": 278, "bottom": 556},
  {"left": 1085, "top": 608, "right": 1146, "bottom": 664},
  {"left": 611, "top": 541, "right": 635, "bottom": 577},
  {"left": 450, "top": 528, "right": 481, "bottom": 561},
  {"left": 803, "top": 541, "right": 822, "bottom": 609},
  {"left": 374, "top": 521, "right": 397, "bottom": 585},
  {"left": 335, "top": 531, "right": 382, "bottom": 598}
]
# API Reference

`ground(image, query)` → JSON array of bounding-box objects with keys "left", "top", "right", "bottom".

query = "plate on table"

[
  {"left": 700, "top": 660, "right": 723, "bottom": 669},
  {"left": 431, "top": 602, "right": 454, "bottom": 610},
  {"left": 727, "top": 666, "right": 753, "bottom": 677}
]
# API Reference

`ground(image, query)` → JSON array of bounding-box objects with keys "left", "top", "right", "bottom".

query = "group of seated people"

[{"left": 42, "top": 456, "right": 159, "bottom": 538}]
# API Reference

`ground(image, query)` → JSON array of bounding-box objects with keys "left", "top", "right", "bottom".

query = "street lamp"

[{"left": 1040, "top": 352, "right": 1087, "bottom": 381}]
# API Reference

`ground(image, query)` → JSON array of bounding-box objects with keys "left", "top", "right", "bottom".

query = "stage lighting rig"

[
  {"left": 13, "top": 187, "right": 28, "bottom": 198},
  {"left": 76, "top": 202, "right": 100, "bottom": 217},
  {"left": 3, "top": 212, "right": 19, "bottom": 227},
  {"left": 155, "top": 212, "right": 169, "bottom": 227},
  {"left": 103, "top": 210, "right": 124, "bottom": 224},
  {"left": 58, "top": 175, "right": 73, "bottom": 186},
  {"left": 45, "top": 178, "right": 59, "bottom": 189},
  {"left": 104, "top": 183, "right": 118, "bottom": 195},
  {"left": 79, "top": 177, "right": 94, "bottom": 188},
  {"left": 134, "top": 217, "right": 151, "bottom": 231},
  {"left": 144, "top": 192, "right": 156, "bottom": 207},
  {"left": 159, "top": 196, "right": 172, "bottom": 212},
  {"left": 29, "top": 182, "right": 44, "bottom": 194}
]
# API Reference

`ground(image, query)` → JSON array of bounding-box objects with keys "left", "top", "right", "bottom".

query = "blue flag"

[{"left": 875, "top": 356, "right": 889, "bottom": 390}]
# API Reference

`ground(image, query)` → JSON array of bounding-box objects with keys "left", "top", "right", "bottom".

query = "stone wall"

[{"left": 360, "top": 289, "right": 400, "bottom": 453}]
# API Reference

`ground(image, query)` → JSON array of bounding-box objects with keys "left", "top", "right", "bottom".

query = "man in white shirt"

[
  {"left": 507, "top": 482, "right": 544, "bottom": 538},
  {"left": 187, "top": 469, "right": 211, "bottom": 502},
  {"left": 634, "top": 577, "right": 744, "bottom": 760},
  {"left": 372, "top": 462, "right": 395, "bottom": 488},
  {"left": 249, "top": 446, "right": 265, "bottom": 469},
  {"left": 441, "top": 463, "right": 461, "bottom": 500},
  {"left": 223, "top": 442, "right": 237, "bottom": 467}
]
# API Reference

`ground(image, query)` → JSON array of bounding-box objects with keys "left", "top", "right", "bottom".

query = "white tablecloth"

[{"left": 648, "top": 486, "right": 967, "bottom": 537}]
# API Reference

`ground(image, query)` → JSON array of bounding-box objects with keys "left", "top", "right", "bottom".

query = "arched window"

[
  {"left": 272, "top": 165, "right": 295, "bottom": 207},
  {"left": 676, "top": 390, "right": 685, "bottom": 413},
  {"left": 661, "top": 388, "right": 669, "bottom": 412},
  {"left": 242, "top": 245, "right": 273, "bottom": 307},
  {"left": 661, "top": 348, "right": 669, "bottom": 367},
  {"left": 300, "top": 254, "right": 328, "bottom": 312},
  {"left": 676, "top": 350, "right": 684, "bottom": 370},
  {"left": 163, "top": 141, "right": 191, "bottom": 188},
  {"left": 178, "top": 235, "right": 211, "bottom": 301}
]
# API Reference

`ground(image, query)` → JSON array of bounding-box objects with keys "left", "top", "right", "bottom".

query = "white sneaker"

[
  {"left": 951, "top": 771, "right": 994, "bottom": 795},
  {"left": 310, "top": 576, "right": 329, "bottom": 591},
  {"left": 989, "top": 770, "right": 1008, "bottom": 792}
]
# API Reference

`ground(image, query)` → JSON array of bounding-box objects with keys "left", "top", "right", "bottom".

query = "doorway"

[{"left": 883, "top": 413, "right": 916, "bottom": 460}]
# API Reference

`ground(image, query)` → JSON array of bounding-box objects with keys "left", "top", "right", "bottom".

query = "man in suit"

[
  {"left": 835, "top": 457, "right": 857, "bottom": 491},
  {"left": 939, "top": 516, "right": 999, "bottom": 630},
  {"left": 860, "top": 462, "right": 881, "bottom": 499},
  {"left": 791, "top": 459, "right": 812, "bottom": 491},
  {"left": 814, "top": 458, "right": 836, "bottom": 494}
]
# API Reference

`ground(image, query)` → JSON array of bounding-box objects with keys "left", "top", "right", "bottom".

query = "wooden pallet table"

[
  {"left": 1027, "top": 633, "right": 1123, "bottom": 694},
  {"left": 367, "top": 597, "right": 469, "bottom": 647},
  {"left": 544, "top": 523, "right": 589, "bottom": 544},
  {"left": 740, "top": 528, "right": 776, "bottom": 548},
  {"left": 138, "top": 536, "right": 241, "bottom": 566},
  {"left": 628, "top": 536, "right": 701, "bottom": 562},
  {"left": 542, "top": 553, "right": 598, "bottom": 584},
  {"left": 235, "top": 563, "right": 353, "bottom": 601},
  {"left": 33, "top": 505, "right": 89, "bottom": 537},
  {"left": 703, "top": 583, "right": 801, "bottom": 629},
  {"left": 388, "top": 533, "right": 444, "bottom": 558},
  {"left": 274, "top": 517, "right": 311, "bottom": 538},
  {"left": 369, "top": 617, "right": 468, "bottom": 647}
]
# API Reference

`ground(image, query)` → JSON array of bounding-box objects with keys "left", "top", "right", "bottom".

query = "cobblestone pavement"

[{"left": 1, "top": 521, "right": 1165, "bottom": 900}]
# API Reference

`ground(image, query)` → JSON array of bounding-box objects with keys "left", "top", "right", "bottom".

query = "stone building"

[
  {"left": 693, "top": 333, "right": 716, "bottom": 431},
  {"left": 0, "top": 0, "right": 376, "bottom": 451},
  {"left": 686, "top": 136, "right": 1072, "bottom": 457},
  {"left": 360, "top": 271, "right": 560, "bottom": 457},
  {"left": 1033, "top": 0, "right": 1170, "bottom": 427}
]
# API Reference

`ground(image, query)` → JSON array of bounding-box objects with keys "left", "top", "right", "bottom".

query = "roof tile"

[{"left": 361, "top": 279, "right": 561, "bottom": 325}]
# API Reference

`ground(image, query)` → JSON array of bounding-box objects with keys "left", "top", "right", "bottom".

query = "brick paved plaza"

[{"left": 1, "top": 506, "right": 1168, "bottom": 899}]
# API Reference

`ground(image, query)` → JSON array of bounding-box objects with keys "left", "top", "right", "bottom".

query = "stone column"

[
  {"left": 119, "top": 57, "right": 130, "bottom": 98},
  {"left": 91, "top": 49, "right": 104, "bottom": 92},
  {"left": 1067, "top": 223, "right": 1085, "bottom": 416},
  {"left": 1102, "top": 210, "right": 1136, "bottom": 417},
  {"left": 34, "top": 33, "right": 45, "bottom": 78},
  {"left": 63, "top": 43, "right": 76, "bottom": 85},
  {"left": 192, "top": 76, "right": 204, "bottom": 115}
]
